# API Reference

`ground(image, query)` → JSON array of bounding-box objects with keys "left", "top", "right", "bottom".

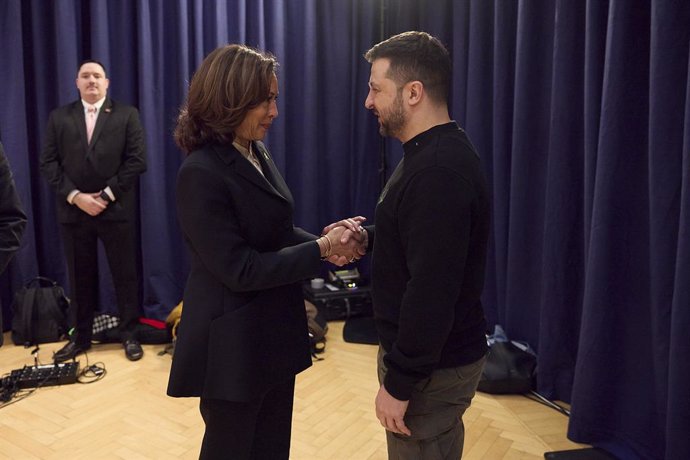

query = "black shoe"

[
  {"left": 124, "top": 340, "right": 143, "bottom": 361},
  {"left": 53, "top": 341, "right": 90, "bottom": 363}
]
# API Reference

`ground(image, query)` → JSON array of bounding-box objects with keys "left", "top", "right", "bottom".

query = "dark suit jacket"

[
  {"left": 0, "top": 141, "right": 27, "bottom": 273},
  {"left": 167, "top": 141, "right": 320, "bottom": 402},
  {"left": 40, "top": 97, "right": 146, "bottom": 223}
]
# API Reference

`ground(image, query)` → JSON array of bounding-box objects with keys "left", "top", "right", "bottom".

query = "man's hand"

[
  {"left": 73, "top": 192, "right": 107, "bottom": 216},
  {"left": 322, "top": 216, "right": 366, "bottom": 237},
  {"left": 375, "top": 384, "right": 411, "bottom": 436}
]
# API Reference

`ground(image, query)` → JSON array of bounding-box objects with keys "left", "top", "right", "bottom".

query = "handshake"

[{"left": 316, "top": 216, "right": 368, "bottom": 267}]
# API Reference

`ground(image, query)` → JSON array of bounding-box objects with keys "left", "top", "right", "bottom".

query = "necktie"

[{"left": 86, "top": 105, "right": 97, "bottom": 144}]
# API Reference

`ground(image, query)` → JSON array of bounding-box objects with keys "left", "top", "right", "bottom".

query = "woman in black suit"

[{"left": 167, "top": 44, "right": 365, "bottom": 460}]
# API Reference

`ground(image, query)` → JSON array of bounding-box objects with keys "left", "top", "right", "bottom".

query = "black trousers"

[
  {"left": 199, "top": 377, "right": 296, "bottom": 460},
  {"left": 61, "top": 218, "right": 140, "bottom": 344}
]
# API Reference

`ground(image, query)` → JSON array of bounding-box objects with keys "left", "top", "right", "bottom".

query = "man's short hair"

[
  {"left": 365, "top": 31, "right": 450, "bottom": 104},
  {"left": 78, "top": 60, "right": 107, "bottom": 75}
]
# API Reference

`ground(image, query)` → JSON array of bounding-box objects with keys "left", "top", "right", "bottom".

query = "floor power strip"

[{"left": 10, "top": 362, "right": 79, "bottom": 389}]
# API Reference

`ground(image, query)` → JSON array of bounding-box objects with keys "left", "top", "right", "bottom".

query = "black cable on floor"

[{"left": 523, "top": 390, "right": 571, "bottom": 416}]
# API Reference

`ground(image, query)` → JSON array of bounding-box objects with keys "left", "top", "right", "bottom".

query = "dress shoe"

[
  {"left": 53, "top": 341, "right": 91, "bottom": 363},
  {"left": 124, "top": 339, "right": 143, "bottom": 361}
]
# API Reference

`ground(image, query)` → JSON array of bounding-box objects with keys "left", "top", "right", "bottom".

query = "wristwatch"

[{"left": 99, "top": 190, "right": 112, "bottom": 203}]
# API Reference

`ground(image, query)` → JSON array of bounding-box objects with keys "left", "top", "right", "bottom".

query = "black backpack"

[{"left": 11, "top": 276, "right": 70, "bottom": 346}]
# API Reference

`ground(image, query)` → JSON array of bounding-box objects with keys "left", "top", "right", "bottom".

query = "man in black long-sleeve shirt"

[{"left": 363, "top": 31, "right": 490, "bottom": 459}]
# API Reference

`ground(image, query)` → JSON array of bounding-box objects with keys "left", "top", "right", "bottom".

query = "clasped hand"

[
  {"left": 321, "top": 216, "right": 367, "bottom": 266},
  {"left": 74, "top": 192, "right": 109, "bottom": 216}
]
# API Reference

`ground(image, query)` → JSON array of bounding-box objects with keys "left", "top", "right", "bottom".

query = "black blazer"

[
  {"left": 0, "top": 141, "right": 27, "bottom": 273},
  {"left": 167, "top": 141, "right": 321, "bottom": 402},
  {"left": 40, "top": 97, "right": 146, "bottom": 223}
]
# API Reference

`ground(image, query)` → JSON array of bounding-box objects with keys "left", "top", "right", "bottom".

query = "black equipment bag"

[
  {"left": 303, "top": 283, "right": 372, "bottom": 321},
  {"left": 477, "top": 341, "right": 537, "bottom": 394},
  {"left": 11, "top": 276, "right": 69, "bottom": 346}
]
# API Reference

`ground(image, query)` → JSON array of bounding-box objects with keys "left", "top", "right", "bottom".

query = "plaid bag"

[{"left": 92, "top": 313, "right": 120, "bottom": 334}]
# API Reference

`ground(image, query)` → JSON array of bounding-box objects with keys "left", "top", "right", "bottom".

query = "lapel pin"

[{"left": 104, "top": 108, "right": 111, "bottom": 113}]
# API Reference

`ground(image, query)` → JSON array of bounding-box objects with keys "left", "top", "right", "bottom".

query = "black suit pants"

[
  {"left": 61, "top": 217, "right": 140, "bottom": 345},
  {"left": 199, "top": 377, "right": 296, "bottom": 460}
]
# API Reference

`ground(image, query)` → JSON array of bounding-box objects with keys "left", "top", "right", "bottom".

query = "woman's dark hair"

[{"left": 174, "top": 44, "right": 278, "bottom": 154}]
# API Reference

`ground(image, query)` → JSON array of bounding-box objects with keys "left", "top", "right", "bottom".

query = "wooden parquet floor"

[{"left": 0, "top": 322, "right": 585, "bottom": 459}]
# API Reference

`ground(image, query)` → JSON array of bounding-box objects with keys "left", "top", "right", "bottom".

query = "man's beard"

[{"left": 379, "top": 93, "right": 406, "bottom": 138}]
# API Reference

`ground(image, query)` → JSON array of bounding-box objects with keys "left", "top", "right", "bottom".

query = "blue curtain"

[{"left": 1, "top": 1, "right": 688, "bottom": 458}]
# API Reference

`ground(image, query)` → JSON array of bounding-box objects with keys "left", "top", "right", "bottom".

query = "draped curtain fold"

[{"left": 1, "top": 1, "right": 688, "bottom": 458}]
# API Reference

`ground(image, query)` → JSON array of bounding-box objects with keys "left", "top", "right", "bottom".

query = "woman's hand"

[{"left": 322, "top": 225, "right": 367, "bottom": 266}]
